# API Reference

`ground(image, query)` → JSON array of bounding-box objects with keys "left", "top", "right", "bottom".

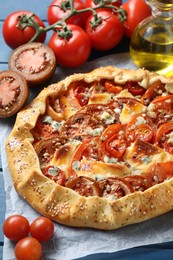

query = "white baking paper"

[{"left": 1, "top": 53, "right": 173, "bottom": 260}]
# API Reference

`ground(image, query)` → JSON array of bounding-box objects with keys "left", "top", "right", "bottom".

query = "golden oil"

[{"left": 130, "top": 0, "right": 173, "bottom": 77}]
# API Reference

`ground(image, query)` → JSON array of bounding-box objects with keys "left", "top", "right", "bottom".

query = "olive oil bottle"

[{"left": 130, "top": 0, "right": 173, "bottom": 77}]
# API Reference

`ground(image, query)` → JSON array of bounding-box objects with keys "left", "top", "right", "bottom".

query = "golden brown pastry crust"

[{"left": 5, "top": 66, "right": 173, "bottom": 230}]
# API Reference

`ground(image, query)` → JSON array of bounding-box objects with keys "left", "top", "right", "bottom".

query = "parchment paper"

[{"left": 1, "top": 53, "right": 173, "bottom": 260}]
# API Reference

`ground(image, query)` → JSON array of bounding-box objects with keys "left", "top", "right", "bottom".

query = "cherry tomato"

[
  {"left": 15, "top": 237, "right": 42, "bottom": 260},
  {"left": 0, "top": 70, "right": 29, "bottom": 118},
  {"left": 48, "top": 24, "right": 91, "bottom": 68},
  {"left": 98, "top": 177, "right": 133, "bottom": 198},
  {"left": 66, "top": 176, "right": 103, "bottom": 196},
  {"left": 3, "top": 215, "right": 30, "bottom": 242},
  {"left": 3, "top": 11, "right": 46, "bottom": 49},
  {"left": 122, "top": 0, "right": 151, "bottom": 38},
  {"left": 30, "top": 216, "right": 54, "bottom": 243},
  {"left": 85, "top": 10, "right": 124, "bottom": 51},
  {"left": 124, "top": 81, "right": 146, "bottom": 96},
  {"left": 141, "top": 80, "right": 166, "bottom": 106},
  {"left": 98, "top": 124, "right": 127, "bottom": 160},
  {"left": 43, "top": 165, "right": 66, "bottom": 185},
  {"left": 47, "top": 0, "right": 89, "bottom": 28},
  {"left": 8, "top": 42, "right": 56, "bottom": 87}
]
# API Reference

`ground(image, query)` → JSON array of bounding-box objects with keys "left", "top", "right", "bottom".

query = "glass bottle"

[{"left": 130, "top": 0, "right": 173, "bottom": 77}]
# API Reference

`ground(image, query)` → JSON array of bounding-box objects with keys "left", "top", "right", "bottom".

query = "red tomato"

[
  {"left": 141, "top": 80, "right": 166, "bottom": 106},
  {"left": 47, "top": 0, "right": 88, "bottom": 28},
  {"left": 155, "top": 122, "right": 173, "bottom": 154},
  {"left": 66, "top": 176, "right": 103, "bottom": 196},
  {"left": 126, "top": 113, "right": 154, "bottom": 144},
  {"left": 85, "top": 10, "right": 124, "bottom": 51},
  {"left": 48, "top": 24, "right": 91, "bottom": 68},
  {"left": 3, "top": 215, "right": 30, "bottom": 242},
  {"left": 98, "top": 124, "right": 127, "bottom": 160},
  {"left": 43, "top": 165, "right": 66, "bottom": 185},
  {"left": 122, "top": 0, "right": 151, "bottom": 38},
  {"left": 123, "top": 175, "right": 149, "bottom": 192},
  {"left": 124, "top": 81, "right": 146, "bottom": 96},
  {"left": 30, "top": 217, "right": 54, "bottom": 242},
  {"left": 3, "top": 11, "right": 46, "bottom": 49},
  {"left": 15, "top": 237, "right": 42, "bottom": 260}
]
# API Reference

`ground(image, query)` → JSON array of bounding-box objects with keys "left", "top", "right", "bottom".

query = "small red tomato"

[
  {"left": 2, "top": 11, "right": 46, "bottom": 49},
  {"left": 3, "top": 215, "right": 30, "bottom": 241},
  {"left": 30, "top": 216, "right": 54, "bottom": 242},
  {"left": 48, "top": 24, "right": 91, "bottom": 68},
  {"left": 122, "top": 0, "right": 151, "bottom": 38},
  {"left": 15, "top": 237, "right": 42, "bottom": 260},
  {"left": 85, "top": 10, "right": 124, "bottom": 51}
]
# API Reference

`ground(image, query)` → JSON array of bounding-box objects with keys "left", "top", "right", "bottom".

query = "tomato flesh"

[
  {"left": 0, "top": 70, "right": 29, "bottom": 118},
  {"left": 8, "top": 42, "right": 56, "bottom": 87}
]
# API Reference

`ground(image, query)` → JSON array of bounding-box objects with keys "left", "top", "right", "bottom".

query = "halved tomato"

[
  {"left": 98, "top": 124, "right": 127, "bottom": 161},
  {"left": 124, "top": 81, "right": 146, "bottom": 96},
  {"left": 126, "top": 113, "right": 154, "bottom": 144},
  {"left": 0, "top": 70, "right": 29, "bottom": 118},
  {"left": 66, "top": 176, "right": 102, "bottom": 197},
  {"left": 141, "top": 80, "right": 166, "bottom": 106},
  {"left": 8, "top": 42, "right": 56, "bottom": 87}
]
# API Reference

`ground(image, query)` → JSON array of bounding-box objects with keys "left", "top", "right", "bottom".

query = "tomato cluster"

[
  {"left": 2, "top": 0, "right": 151, "bottom": 68},
  {"left": 3, "top": 215, "right": 54, "bottom": 260}
]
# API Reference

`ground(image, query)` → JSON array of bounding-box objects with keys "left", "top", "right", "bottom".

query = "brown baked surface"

[{"left": 5, "top": 66, "right": 173, "bottom": 230}]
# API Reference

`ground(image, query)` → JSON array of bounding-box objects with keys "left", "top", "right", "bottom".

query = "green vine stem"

[{"left": 17, "top": 0, "right": 126, "bottom": 42}]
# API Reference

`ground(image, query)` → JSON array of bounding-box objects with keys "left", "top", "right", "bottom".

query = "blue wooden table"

[{"left": 1, "top": 0, "right": 173, "bottom": 259}]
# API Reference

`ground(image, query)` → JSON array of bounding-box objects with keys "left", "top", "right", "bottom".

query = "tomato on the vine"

[
  {"left": 122, "top": 0, "right": 151, "bottom": 38},
  {"left": 30, "top": 216, "right": 54, "bottom": 242},
  {"left": 48, "top": 24, "right": 91, "bottom": 68},
  {"left": 85, "top": 0, "right": 122, "bottom": 9},
  {"left": 15, "top": 237, "right": 42, "bottom": 260},
  {"left": 2, "top": 11, "right": 46, "bottom": 49},
  {"left": 85, "top": 10, "right": 124, "bottom": 51},
  {"left": 3, "top": 215, "right": 30, "bottom": 241},
  {"left": 47, "top": 0, "right": 89, "bottom": 28}
]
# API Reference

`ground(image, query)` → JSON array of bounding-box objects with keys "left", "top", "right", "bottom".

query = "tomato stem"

[{"left": 26, "top": 0, "right": 126, "bottom": 42}]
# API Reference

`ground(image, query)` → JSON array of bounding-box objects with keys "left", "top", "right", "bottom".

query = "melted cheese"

[
  {"left": 120, "top": 100, "right": 147, "bottom": 124},
  {"left": 124, "top": 139, "right": 173, "bottom": 175}
]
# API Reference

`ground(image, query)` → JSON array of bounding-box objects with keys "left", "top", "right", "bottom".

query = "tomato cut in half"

[
  {"left": 104, "top": 81, "right": 123, "bottom": 94},
  {"left": 98, "top": 177, "right": 133, "bottom": 198},
  {"left": 0, "top": 70, "right": 29, "bottom": 118},
  {"left": 43, "top": 165, "right": 66, "bottom": 185},
  {"left": 8, "top": 42, "right": 56, "bottom": 87},
  {"left": 98, "top": 124, "right": 127, "bottom": 161},
  {"left": 66, "top": 176, "right": 103, "bottom": 197},
  {"left": 124, "top": 81, "right": 146, "bottom": 96},
  {"left": 141, "top": 80, "right": 166, "bottom": 106},
  {"left": 126, "top": 113, "right": 154, "bottom": 144}
]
